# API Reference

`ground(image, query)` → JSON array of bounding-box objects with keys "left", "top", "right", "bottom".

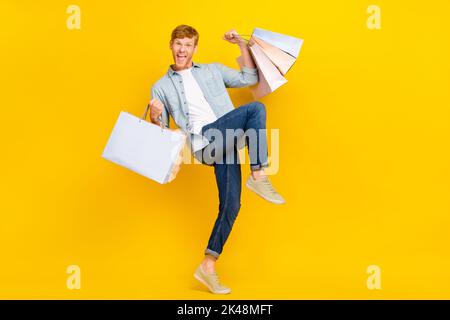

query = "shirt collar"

[{"left": 168, "top": 61, "right": 201, "bottom": 76}]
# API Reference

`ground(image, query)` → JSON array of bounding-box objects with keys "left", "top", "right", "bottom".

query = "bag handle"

[
  {"left": 235, "top": 33, "right": 252, "bottom": 43},
  {"left": 221, "top": 33, "right": 252, "bottom": 43}
]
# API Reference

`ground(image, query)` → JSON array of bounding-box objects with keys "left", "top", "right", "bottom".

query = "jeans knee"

[
  {"left": 227, "top": 198, "right": 241, "bottom": 218},
  {"left": 252, "top": 101, "right": 266, "bottom": 123},
  {"left": 252, "top": 101, "right": 265, "bottom": 111},
  {"left": 250, "top": 101, "right": 266, "bottom": 118}
]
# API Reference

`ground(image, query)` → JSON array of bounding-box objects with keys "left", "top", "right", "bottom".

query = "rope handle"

[{"left": 222, "top": 33, "right": 253, "bottom": 43}]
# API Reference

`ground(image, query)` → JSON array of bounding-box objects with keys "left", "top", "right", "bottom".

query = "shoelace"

[
  {"left": 261, "top": 177, "right": 277, "bottom": 194},
  {"left": 208, "top": 272, "right": 226, "bottom": 288},
  {"left": 210, "top": 273, "right": 219, "bottom": 282}
]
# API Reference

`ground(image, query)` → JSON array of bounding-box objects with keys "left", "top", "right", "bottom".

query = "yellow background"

[{"left": 1, "top": 0, "right": 449, "bottom": 299}]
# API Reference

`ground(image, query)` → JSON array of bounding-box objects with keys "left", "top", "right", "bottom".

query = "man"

[{"left": 149, "top": 25, "right": 285, "bottom": 294}]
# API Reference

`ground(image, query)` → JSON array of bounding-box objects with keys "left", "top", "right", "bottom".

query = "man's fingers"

[
  {"left": 149, "top": 99, "right": 163, "bottom": 111},
  {"left": 223, "top": 30, "right": 241, "bottom": 44},
  {"left": 225, "top": 29, "right": 238, "bottom": 37},
  {"left": 150, "top": 108, "right": 162, "bottom": 116}
]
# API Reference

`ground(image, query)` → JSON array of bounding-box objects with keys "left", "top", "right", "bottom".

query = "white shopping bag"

[
  {"left": 102, "top": 106, "right": 186, "bottom": 184},
  {"left": 251, "top": 35, "right": 296, "bottom": 75},
  {"left": 252, "top": 27, "right": 304, "bottom": 59},
  {"left": 237, "top": 27, "right": 303, "bottom": 99}
]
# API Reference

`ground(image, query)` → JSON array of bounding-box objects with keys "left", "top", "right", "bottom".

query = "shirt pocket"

[
  {"left": 205, "top": 76, "right": 225, "bottom": 97},
  {"left": 165, "top": 92, "right": 182, "bottom": 116}
]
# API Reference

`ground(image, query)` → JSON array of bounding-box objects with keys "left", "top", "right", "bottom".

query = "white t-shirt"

[{"left": 177, "top": 67, "right": 217, "bottom": 152}]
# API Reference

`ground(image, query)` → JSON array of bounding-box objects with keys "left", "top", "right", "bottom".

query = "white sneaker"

[
  {"left": 193, "top": 264, "right": 232, "bottom": 294},
  {"left": 246, "top": 175, "right": 286, "bottom": 204}
]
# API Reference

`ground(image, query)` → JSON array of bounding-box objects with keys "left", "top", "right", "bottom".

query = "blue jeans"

[{"left": 197, "top": 101, "right": 269, "bottom": 259}]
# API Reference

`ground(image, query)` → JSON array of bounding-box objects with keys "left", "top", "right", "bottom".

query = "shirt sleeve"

[
  {"left": 213, "top": 63, "right": 259, "bottom": 88},
  {"left": 150, "top": 85, "right": 170, "bottom": 128}
]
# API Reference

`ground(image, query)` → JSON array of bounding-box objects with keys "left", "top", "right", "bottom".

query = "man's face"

[{"left": 169, "top": 37, "right": 197, "bottom": 70}]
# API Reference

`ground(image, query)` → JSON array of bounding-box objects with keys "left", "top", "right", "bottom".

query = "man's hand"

[
  {"left": 223, "top": 29, "right": 246, "bottom": 47},
  {"left": 223, "top": 29, "right": 256, "bottom": 69},
  {"left": 149, "top": 98, "right": 164, "bottom": 125}
]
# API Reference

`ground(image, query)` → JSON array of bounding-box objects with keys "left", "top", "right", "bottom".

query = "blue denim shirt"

[{"left": 150, "top": 62, "right": 259, "bottom": 158}]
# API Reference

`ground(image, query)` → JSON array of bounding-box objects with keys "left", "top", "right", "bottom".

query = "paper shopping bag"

[
  {"left": 237, "top": 42, "right": 288, "bottom": 99},
  {"left": 102, "top": 107, "right": 186, "bottom": 184},
  {"left": 251, "top": 35, "right": 296, "bottom": 75},
  {"left": 237, "top": 27, "right": 303, "bottom": 99},
  {"left": 252, "top": 27, "right": 304, "bottom": 59}
]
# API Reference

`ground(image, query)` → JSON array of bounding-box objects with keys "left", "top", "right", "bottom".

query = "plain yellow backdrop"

[{"left": 1, "top": 0, "right": 449, "bottom": 299}]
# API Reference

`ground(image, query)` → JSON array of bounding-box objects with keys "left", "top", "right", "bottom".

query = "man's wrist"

[{"left": 238, "top": 41, "right": 248, "bottom": 49}]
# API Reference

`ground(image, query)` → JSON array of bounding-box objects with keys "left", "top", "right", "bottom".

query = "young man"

[{"left": 149, "top": 25, "right": 285, "bottom": 294}]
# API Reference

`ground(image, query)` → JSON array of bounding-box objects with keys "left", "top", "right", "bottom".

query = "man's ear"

[
  {"left": 169, "top": 40, "right": 173, "bottom": 50},
  {"left": 194, "top": 45, "right": 198, "bottom": 54}
]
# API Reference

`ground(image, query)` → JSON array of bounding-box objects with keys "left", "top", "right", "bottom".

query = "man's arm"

[
  {"left": 215, "top": 63, "right": 258, "bottom": 88},
  {"left": 237, "top": 39, "right": 256, "bottom": 70},
  {"left": 217, "top": 29, "right": 259, "bottom": 88}
]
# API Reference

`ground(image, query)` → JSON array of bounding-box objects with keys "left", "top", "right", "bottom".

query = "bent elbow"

[{"left": 247, "top": 74, "right": 259, "bottom": 86}]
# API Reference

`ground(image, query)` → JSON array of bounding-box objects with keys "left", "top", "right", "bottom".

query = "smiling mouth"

[{"left": 176, "top": 54, "right": 187, "bottom": 62}]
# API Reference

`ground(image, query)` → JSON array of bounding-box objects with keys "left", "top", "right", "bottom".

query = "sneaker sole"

[
  {"left": 193, "top": 272, "right": 231, "bottom": 295},
  {"left": 245, "top": 181, "right": 285, "bottom": 205}
]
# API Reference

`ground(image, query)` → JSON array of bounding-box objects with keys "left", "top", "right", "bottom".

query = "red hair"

[{"left": 171, "top": 25, "right": 199, "bottom": 45}]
